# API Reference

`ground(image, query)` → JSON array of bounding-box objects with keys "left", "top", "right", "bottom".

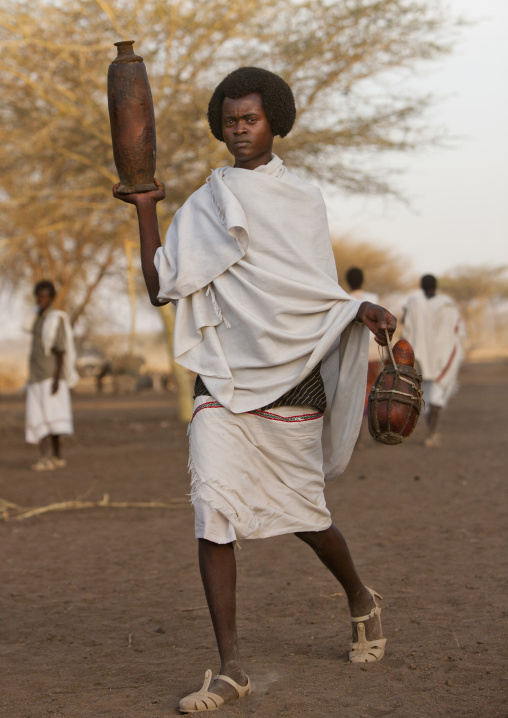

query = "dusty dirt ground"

[{"left": 1, "top": 361, "right": 507, "bottom": 718}]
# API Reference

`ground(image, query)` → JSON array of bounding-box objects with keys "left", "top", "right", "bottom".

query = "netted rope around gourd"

[{"left": 368, "top": 330, "right": 423, "bottom": 445}]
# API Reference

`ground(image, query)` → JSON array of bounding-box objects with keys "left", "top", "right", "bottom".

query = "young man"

[
  {"left": 114, "top": 67, "right": 396, "bottom": 713},
  {"left": 25, "top": 280, "right": 78, "bottom": 470},
  {"left": 403, "top": 274, "right": 464, "bottom": 447}
]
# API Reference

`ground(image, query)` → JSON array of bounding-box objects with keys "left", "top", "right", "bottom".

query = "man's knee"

[
  {"left": 198, "top": 537, "right": 236, "bottom": 554},
  {"left": 295, "top": 528, "right": 328, "bottom": 548}
]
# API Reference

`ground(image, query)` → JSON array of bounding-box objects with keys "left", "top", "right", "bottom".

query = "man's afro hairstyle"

[
  {"left": 207, "top": 67, "right": 296, "bottom": 142},
  {"left": 421, "top": 274, "right": 437, "bottom": 291},
  {"left": 34, "top": 279, "right": 56, "bottom": 298}
]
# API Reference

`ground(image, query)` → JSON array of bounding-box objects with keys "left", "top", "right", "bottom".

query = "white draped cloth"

[
  {"left": 155, "top": 155, "right": 370, "bottom": 539},
  {"left": 25, "top": 378, "right": 74, "bottom": 444},
  {"left": 41, "top": 310, "right": 79, "bottom": 388},
  {"left": 403, "top": 290, "right": 464, "bottom": 408},
  {"left": 190, "top": 397, "right": 331, "bottom": 542},
  {"left": 25, "top": 309, "right": 77, "bottom": 444}
]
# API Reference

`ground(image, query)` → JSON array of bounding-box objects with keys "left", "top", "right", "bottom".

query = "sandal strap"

[
  {"left": 215, "top": 673, "right": 251, "bottom": 697},
  {"left": 192, "top": 668, "right": 213, "bottom": 694},
  {"left": 350, "top": 587, "right": 383, "bottom": 622},
  {"left": 350, "top": 605, "right": 380, "bottom": 623}
]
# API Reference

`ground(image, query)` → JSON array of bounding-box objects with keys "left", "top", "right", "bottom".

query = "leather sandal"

[
  {"left": 349, "top": 587, "right": 387, "bottom": 663},
  {"left": 31, "top": 457, "right": 55, "bottom": 471},
  {"left": 52, "top": 457, "right": 67, "bottom": 468},
  {"left": 424, "top": 433, "right": 441, "bottom": 447},
  {"left": 179, "top": 669, "right": 251, "bottom": 713}
]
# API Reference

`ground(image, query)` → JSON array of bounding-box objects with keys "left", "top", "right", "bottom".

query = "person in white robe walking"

[
  {"left": 402, "top": 274, "right": 464, "bottom": 447},
  {"left": 113, "top": 67, "right": 397, "bottom": 712}
]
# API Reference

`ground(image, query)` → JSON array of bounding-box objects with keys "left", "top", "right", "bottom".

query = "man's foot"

[
  {"left": 349, "top": 587, "right": 386, "bottom": 663},
  {"left": 31, "top": 456, "right": 55, "bottom": 471},
  {"left": 424, "top": 433, "right": 441, "bottom": 447},
  {"left": 205, "top": 673, "right": 248, "bottom": 704},
  {"left": 52, "top": 457, "right": 67, "bottom": 468},
  {"left": 179, "top": 669, "right": 250, "bottom": 713},
  {"left": 349, "top": 586, "right": 384, "bottom": 643}
]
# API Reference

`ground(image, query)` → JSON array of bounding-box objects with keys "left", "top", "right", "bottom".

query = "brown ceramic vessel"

[
  {"left": 368, "top": 363, "right": 423, "bottom": 445},
  {"left": 107, "top": 40, "right": 157, "bottom": 194}
]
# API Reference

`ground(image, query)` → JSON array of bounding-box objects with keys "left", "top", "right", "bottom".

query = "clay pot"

[
  {"left": 107, "top": 40, "right": 157, "bottom": 194},
  {"left": 368, "top": 364, "right": 422, "bottom": 445}
]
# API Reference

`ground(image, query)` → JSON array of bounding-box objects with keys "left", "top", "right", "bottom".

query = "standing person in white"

[
  {"left": 113, "top": 67, "right": 397, "bottom": 713},
  {"left": 402, "top": 274, "right": 464, "bottom": 447},
  {"left": 25, "top": 280, "right": 78, "bottom": 470}
]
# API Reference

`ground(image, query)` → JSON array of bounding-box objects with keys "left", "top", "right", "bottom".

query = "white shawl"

[
  {"left": 155, "top": 155, "right": 370, "bottom": 479},
  {"left": 41, "top": 309, "right": 79, "bottom": 388},
  {"left": 403, "top": 290, "right": 464, "bottom": 386}
]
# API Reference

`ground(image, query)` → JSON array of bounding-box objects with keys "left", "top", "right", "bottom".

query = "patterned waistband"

[{"left": 191, "top": 400, "right": 324, "bottom": 423}]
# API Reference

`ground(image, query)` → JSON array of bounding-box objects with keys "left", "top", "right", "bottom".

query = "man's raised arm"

[{"left": 112, "top": 179, "right": 169, "bottom": 307}]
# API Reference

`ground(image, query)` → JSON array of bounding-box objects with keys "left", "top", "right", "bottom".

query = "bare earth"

[{"left": 1, "top": 361, "right": 507, "bottom": 718}]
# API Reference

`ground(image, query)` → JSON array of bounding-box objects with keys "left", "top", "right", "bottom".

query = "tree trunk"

[{"left": 158, "top": 303, "right": 194, "bottom": 423}]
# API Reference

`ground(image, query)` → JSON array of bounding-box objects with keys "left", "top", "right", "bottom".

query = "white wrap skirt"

[
  {"left": 25, "top": 378, "right": 73, "bottom": 444},
  {"left": 189, "top": 396, "right": 332, "bottom": 543},
  {"left": 422, "top": 378, "right": 456, "bottom": 409}
]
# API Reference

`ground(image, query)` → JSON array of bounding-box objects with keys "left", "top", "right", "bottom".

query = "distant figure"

[
  {"left": 25, "top": 280, "right": 78, "bottom": 470},
  {"left": 402, "top": 274, "right": 464, "bottom": 447},
  {"left": 346, "top": 267, "right": 377, "bottom": 303},
  {"left": 346, "top": 267, "right": 382, "bottom": 425}
]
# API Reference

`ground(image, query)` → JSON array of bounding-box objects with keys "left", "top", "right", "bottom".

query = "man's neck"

[{"left": 233, "top": 150, "right": 273, "bottom": 171}]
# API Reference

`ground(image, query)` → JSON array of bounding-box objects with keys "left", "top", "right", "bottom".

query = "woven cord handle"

[{"left": 385, "top": 328, "right": 398, "bottom": 371}]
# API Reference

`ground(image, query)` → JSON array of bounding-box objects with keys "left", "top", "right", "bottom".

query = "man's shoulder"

[
  {"left": 431, "top": 293, "right": 456, "bottom": 309},
  {"left": 183, "top": 183, "right": 210, "bottom": 205},
  {"left": 404, "top": 290, "right": 425, "bottom": 308},
  {"left": 283, "top": 167, "right": 320, "bottom": 190},
  {"left": 46, "top": 309, "right": 69, "bottom": 322},
  {"left": 174, "top": 183, "right": 213, "bottom": 220}
]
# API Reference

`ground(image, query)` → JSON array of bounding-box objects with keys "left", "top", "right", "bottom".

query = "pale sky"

[{"left": 325, "top": 0, "right": 508, "bottom": 276}]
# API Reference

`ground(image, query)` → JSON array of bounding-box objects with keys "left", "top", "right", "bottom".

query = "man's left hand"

[{"left": 356, "top": 302, "right": 397, "bottom": 345}]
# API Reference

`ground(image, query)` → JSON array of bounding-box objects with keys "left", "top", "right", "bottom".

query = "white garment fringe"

[{"left": 205, "top": 284, "right": 231, "bottom": 328}]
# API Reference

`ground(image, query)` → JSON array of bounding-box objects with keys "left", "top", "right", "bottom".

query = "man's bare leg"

[
  {"left": 39, "top": 435, "right": 52, "bottom": 458},
  {"left": 295, "top": 524, "right": 383, "bottom": 642},
  {"left": 424, "top": 404, "right": 441, "bottom": 446},
  {"left": 197, "top": 539, "right": 248, "bottom": 701},
  {"left": 50, "top": 434, "right": 61, "bottom": 459},
  {"left": 427, "top": 405, "right": 441, "bottom": 435},
  {"left": 32, "top": 435, "right": 55, "bottom": 470}
]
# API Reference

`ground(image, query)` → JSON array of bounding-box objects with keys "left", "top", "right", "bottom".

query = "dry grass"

[{"left": 0, "top": 492, "right": 190, "bottom": 522}]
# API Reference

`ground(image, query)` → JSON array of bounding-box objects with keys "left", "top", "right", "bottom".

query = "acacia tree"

[
  {"left": 439, "top": 266, "right": 508, "bottom": 350},
  {"left": 0, "top": 0, "right": 457, "bottom": 413},
  {"left": 332, "top": 235, "right": 415, "bottom": 298},
  {"left": 0, "top": 0, "right": 457, "bottom": 314}
]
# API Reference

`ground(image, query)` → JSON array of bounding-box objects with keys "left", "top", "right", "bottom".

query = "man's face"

[
  {"left": 221, "top": 93, "right": 274, "bottom": 170},
  {"left": 35, "top": 288, "right": 53, "bottom": 312}
]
